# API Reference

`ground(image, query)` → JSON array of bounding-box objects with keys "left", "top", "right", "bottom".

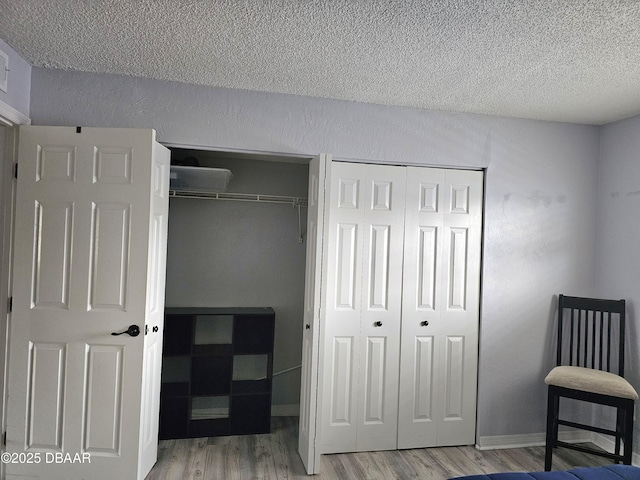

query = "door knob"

[
  {"left": 421, "top": 320, "right": 429, "bottom": 326},
  {"left": 374, "top": 321, "right": 383, "bottom": 327},
  {"left": 111, "top": 325, "right": 141, "bottom": 337},
  {"left": 305, "top": 324, "right": 311, "bottom": 330}
]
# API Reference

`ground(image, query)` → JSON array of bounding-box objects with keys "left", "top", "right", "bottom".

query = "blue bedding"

[{"left": 450, "top": 465, "right": 640, "bottom": 480}]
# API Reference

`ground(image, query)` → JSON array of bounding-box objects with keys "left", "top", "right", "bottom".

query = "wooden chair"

[{"left": 544, "top": 294, "right": 638, "bottom": 470}]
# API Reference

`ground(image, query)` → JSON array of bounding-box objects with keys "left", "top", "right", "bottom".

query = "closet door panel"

[
  {"left": 368, "top": 224, "right": 390, "bottom": 309},
  {"left": 436, "top": 169, "right": 483, "bottom": 446},
  {"left": 357, "top": 164, "right": 405, "bottom": 452},
  {"left": 363, "top": 336, "right": 386, "bottom": 423},
  {"left": 413, "top": 335, "right": 435, "bottom": 421},
  {"left": 447, "top": 226, "right": 469, "bottom": 310},
  {"left": 319, "top": 162, "right": 364, "bottom": 454},
  {"left": 299, "top": 154, "right": 330, "bottom": 474},
  {"left": 329, "top": 336, "right": 355, "bottom": 425},
  {"left": 335, "top": 223, "right": 358, "bottom": 308},
  {"left": 443, "top": 335, "right": 465, "bottom": 419},
  {"left": 398, "top": 167, "right": 444, "bottom": 449},
  {"left": 418, "top": 226, "right": 438, "bottom": 309}
]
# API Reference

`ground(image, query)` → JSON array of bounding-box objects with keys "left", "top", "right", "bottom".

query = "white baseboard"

[
  {"left": 592, "top": 433, "right": 640, "bottom": 466},
  {"left": 476, "top": 430, "right": 590, "bottom": 450},
  {"left": 271, "top": 404, "right": 299, "bottom": 416},
  {"left": 478, "top": 431, "right": 639, "bottom": 467}
]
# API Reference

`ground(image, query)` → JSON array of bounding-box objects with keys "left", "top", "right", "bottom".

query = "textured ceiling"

[{"left": 1, "top": 0, "right": 640, "bottom": 125}]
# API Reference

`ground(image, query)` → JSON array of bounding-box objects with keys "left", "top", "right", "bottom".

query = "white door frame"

[{"left": 0, "top": 100, "right": 30, "bottom": 480}]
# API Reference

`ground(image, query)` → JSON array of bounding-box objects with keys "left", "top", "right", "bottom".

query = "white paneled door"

[
  {"left": 319, "top": 162, "right": 406, "bottom": 454},
  {"left": 298, "top": 154, "right": 330, "bottom": 474},
  {"left": 398, "top": 167, "right": 483, "bottom": 449},
  {"left": 6, "top": 126, "right": 170, "bottom": 480},
  {"left": 306, "top": 161, "right": 483, "bottom": 465},
  {"left": 356, "top": 165, "right": 406, "bottom": 452}
]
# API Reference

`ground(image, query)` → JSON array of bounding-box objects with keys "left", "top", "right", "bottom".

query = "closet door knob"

[
  {"left": 305, "top": 324, "right": 310, "bottom": 330},
  {"left": 421, "top": 320, "right": 429, "bottom": 327},
  {"left": 374, "top": 321, "right": 383, "bottom": 327}
]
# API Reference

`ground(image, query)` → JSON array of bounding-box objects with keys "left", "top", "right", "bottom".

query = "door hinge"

[
  {"left": 13, "top": 163, "right": 17, "bottom": 179},
  {"left": 3, "top": 431, "right": 6, "bottom": 447},
  {"left": 7, "top": 296, "right": 12, "bottom": 313}
]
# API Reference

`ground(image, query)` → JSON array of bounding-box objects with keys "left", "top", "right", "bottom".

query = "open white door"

[
  {"left": 0, "top": 123, "right": 18, "bottom": 480},
  {"left": 297, "top": 153, "right": 330, "bottom": 474},
  {"left": 5, "top": 126, "right": 170, "bottom": 480}
]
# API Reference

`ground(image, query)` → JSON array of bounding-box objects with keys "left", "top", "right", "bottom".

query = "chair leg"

[
  {"left": 545, "top": 389, "right": 559, "bottom": 471},
  {"left": 615, "top": 408, "right": 622, "bottom": 463},
  {"left": 623, "top": 400, "right": 634, "bottom": 465}
]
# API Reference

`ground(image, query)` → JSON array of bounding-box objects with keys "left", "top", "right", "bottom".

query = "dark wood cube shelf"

[{"left": 159, "top": 307, "right": 275, "bottom": 440}]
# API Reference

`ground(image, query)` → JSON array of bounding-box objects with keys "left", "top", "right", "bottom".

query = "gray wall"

[
  {"left": 597, "top": 114, "right": 640, "bottom": 452},
  {"left": 0, "top": 38, "right": 30, "bottom": 117},
  {"left": 29, "top": 67, "right": 601, "bottom": 444}
]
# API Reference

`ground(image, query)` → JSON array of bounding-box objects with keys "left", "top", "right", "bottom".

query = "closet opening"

[{"left": 160, "top": 146, "right": 312, "bottom": 439}]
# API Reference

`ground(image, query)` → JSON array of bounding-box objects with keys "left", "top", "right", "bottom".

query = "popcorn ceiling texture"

[{"left": 1, "top": 0, "right": 639, "bottom": 125}]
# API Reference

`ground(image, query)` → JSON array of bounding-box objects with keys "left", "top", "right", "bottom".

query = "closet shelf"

[{"left": 170, "top": 190, "right": 308, "bottom": 207}]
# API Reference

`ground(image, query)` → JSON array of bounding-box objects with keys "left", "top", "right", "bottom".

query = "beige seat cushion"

[{"left": 545, "top": 365, "right": 638, "bottom": 400}]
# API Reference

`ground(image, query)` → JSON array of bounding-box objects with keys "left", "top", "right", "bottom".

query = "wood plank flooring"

[{"left": 145, "top": 417, "right": 610, "bottom": 480}]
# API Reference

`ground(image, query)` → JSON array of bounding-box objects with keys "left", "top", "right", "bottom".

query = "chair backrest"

[{"left": 556, "top": 294, "right": 626, "bottom": 376}]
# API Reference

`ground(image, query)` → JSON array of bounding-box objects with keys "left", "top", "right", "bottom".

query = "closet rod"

[{"left": 170, "top": 190, "right": 308, "bottom": 207}]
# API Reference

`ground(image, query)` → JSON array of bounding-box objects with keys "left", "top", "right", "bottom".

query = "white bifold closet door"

[
  {"left": 318, "top": 161, "right": 483, "bottom": 454},
  {"left": 397, "top": 167, "right": 483, "bottom": 449},
  {"left": 298, "top": 154, "right": 330, "bottom": 474},
  {"left": 319, "top": 162, "right": 406, "bottom": 453}
]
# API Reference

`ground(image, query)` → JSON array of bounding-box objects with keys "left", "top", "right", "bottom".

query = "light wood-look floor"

[{"left": 145, "top": 416, "right": 610, "bottom": 480}]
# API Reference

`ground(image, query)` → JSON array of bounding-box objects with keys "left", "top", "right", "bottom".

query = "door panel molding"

[
  {"left": 32, "top": 201, "right": 74, "bottom": 309},
  {"left": 27, "top": 342, "right": 66, "bottom": 450},
  {"left": 88, "top": 202, "right": 131, "bottom": 311},
  {"left": 83, "top": 344, "right": 123, "bottom": 455},
  {"left": 413, "top": 336, "right": 434, "bottom": 422}
]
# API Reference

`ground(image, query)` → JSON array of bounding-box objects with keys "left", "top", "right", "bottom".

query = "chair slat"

[
  {"left": 590, "top": 310, "right": 596, "bottom": 369},
  {"left": 598, "top": 311, "right": 603, "bottom": 371},
  {"left": 569, "top": 309, "right": 575, "bottom": 365},
  {"left": 607, "top": 311, "right": 611, "bottom": 373},
  {"left": 579, "top": 310, "right": 585, "bottom": 367},
  {"left": 619, "top": 309, "right": 625, "bottom": 377}
]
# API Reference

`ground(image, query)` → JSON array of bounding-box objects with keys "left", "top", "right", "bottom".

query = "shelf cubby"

[{"left": 159, "top": 307, "right": 275, "bottom": 439}]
